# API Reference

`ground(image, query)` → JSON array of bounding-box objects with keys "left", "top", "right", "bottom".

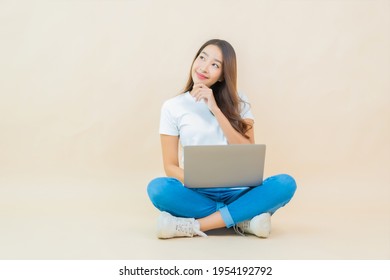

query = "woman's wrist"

[{"left": 210, "top": 106, "right": 221, "bottom": 115}]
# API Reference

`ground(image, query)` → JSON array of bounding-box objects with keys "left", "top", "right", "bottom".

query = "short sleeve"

[
  {"left": 159, "top": 101, "right": 179, "bottom": 136},
  {"left": 239, "top": 93, "right": 254, "bottom": 120}
]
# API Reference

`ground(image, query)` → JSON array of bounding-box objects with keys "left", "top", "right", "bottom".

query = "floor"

[{"left": 1, "top": 169, "right": 389, "bottom": 260}]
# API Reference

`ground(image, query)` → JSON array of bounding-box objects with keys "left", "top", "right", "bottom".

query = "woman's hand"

[
  {"left": 191, "top": 83, "right": 254, "bottom": 144},
  {"left": 191, "top": 83, "right": 219, "bottom": 112}
]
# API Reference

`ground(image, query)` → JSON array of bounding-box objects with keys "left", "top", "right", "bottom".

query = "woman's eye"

[
  {"left": 212, "top": 63, "right": 220, "bottom": 69},
  {"left": 199, "top": 55, "right": 205, "bottom": 61}
]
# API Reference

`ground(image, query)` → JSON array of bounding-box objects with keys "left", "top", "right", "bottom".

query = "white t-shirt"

[{"left": 159, "top": 91, "right": 254, "bottom": 165}]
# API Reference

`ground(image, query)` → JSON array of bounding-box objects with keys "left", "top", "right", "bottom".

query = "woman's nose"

[{"left": 198, "top": 63, "right": 209, "bottom": 73}]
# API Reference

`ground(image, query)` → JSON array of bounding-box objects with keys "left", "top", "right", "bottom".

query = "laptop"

[{"left": 183, "top": 144, "right": 266, "bottom": 188}]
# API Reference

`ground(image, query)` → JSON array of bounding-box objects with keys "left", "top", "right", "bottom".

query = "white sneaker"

[
  {"left": 235, "top": 213, "right": 271, "bottom": 238},
  {"left": 157, "top": 211, "right": 207, "bottom": 239}
]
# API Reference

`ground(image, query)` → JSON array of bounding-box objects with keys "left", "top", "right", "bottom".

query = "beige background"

[{"left": 0, "top": 0, "right": 389, "bottom": 259}]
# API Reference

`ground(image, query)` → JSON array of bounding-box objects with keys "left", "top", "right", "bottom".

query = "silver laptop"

[{"left": 183, "top": 144, "right": 266, "bottom": 188}]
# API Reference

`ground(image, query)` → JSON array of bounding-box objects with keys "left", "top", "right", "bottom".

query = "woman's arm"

[
  {"left": 191, "top": 83, "right": 255, "bottom": 144},
  {"left": 213, "top": 110, "right": 255, "bottom": 144},
  {"left": 160, "top": 134, "right": 184, "bottom": 183}
]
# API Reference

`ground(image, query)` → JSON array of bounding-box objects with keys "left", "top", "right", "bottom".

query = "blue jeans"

[{"left": 147, "top": 174, "right": 297, "bottom": 228}]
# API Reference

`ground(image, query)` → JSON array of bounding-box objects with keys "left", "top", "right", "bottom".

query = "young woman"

[{"left": 147, "top": 39, "right": 297, "bottom": 239}]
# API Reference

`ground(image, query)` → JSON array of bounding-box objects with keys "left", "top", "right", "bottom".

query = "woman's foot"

[
  {"left": 235, "top": 213, "right": 271, "bottom": 238},
  {"left": 157, "top": 211, "right": 207, "bottom": 239}
]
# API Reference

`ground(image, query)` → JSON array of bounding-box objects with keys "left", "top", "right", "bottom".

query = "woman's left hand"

[{"left": 191, "top": 83, "right": 219, "bottom": 112}]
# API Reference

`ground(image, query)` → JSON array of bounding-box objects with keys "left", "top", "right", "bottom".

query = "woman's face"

[{"left": 191, "top": 44, "right": 223, "bottom": 88}]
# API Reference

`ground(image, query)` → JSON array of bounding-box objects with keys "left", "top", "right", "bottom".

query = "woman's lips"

[{"left": 196, "top": 72, "right": 208, "bottom": 80}]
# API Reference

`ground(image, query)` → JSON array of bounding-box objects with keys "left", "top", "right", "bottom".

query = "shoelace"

[
  {"left": 233, "top": 224, "right": 246, "bottom": 237},
  {"left": 175, "top": 220, "right": 194, "bottom": 236},
  {"left": 194, "top": 228, "right": 208, "bottom": 237},
  {"left": 176, "top": 219, "right": 207, "bottom": 237},
  {"left": 192, "top": 220, "right": 207, "bottom": 237}
]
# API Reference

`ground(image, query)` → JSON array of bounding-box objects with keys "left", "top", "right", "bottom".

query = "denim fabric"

[{"left": 147, "top": 174, "right": 297, "bottom": 228}]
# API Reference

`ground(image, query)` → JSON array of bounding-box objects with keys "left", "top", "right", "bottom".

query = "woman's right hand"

[{"left": 191, "top": 83, "right": 219, "bottom": 113}]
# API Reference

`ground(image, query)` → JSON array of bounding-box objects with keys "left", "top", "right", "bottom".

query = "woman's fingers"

[
  {"left": 192, "top": 84, "right": 211, "bottom": 102},
  {"left": 190, "top": 84, "right": 218, "bottom": 111}
]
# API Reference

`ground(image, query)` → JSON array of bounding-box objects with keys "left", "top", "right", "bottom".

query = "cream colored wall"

[{"left": 1, "top": 0, "right": 389, "bottom": 186}]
